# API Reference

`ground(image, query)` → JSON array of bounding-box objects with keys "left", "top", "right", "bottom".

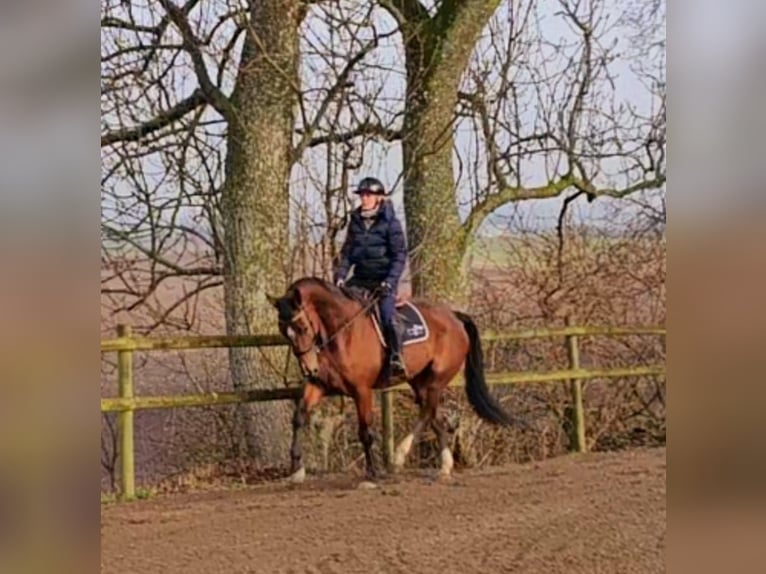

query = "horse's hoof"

[
  {"left": 436, "top": 471, "right": 453, "bottom": 483},
  {"left": 357, "top": 480, "right": 379, "bottom": 490},
  {"left": 287, "top": 466, "right": 306, "bottom": 484}
]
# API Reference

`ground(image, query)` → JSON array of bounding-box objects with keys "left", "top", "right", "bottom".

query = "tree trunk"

[
  {"left": 401, "top": 1, "right": 501, "bottom": 304},
  {"left": 221, "top": 0, "right": 302, "bottom": 465},
  {"left": 402, "top": 81, "right": 467, "bottom": 302}
]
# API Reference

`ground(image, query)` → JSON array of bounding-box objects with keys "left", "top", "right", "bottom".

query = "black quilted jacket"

[{"left": 334, "top": 201, "right": 407, "bottom": 286}]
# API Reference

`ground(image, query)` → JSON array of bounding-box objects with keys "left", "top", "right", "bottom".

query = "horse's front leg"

[
  {"left": 289, "top": 382, "right": 324, "bottom": 483},
  {"left": 354, "top": 387, "right": 377, "bottom": 480}
]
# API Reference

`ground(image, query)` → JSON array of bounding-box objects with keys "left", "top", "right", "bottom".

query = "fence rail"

[
  {"left": 101, "top": 323, "right": 665, "bottom": 500},
  {"left": 100, "top": 326, "right": 665, "bottom": 353}
]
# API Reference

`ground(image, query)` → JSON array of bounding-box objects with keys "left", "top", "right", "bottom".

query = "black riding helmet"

[{"left": 354, "top": 177, "right": 386, "bottom": 196}]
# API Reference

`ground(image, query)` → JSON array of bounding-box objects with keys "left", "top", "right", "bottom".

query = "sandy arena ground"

[{"left": 101, "top": 447, "right": 665, "bottom": 574}]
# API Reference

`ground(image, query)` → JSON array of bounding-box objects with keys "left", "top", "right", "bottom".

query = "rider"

[{"left": 333, "top": 176, "right": 407, "bottom": 377}]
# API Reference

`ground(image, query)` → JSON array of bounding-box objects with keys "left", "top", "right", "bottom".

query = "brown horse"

[{"left": 268, "top": 276, "right": 519, "bottom": 482}]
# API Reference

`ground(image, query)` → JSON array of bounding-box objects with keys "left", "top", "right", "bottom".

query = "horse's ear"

[{"left": 266, "top": 294, "right": 280, "bottom": 308}]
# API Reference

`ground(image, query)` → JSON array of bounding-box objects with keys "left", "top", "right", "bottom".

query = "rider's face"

[{"left": 359, "top": 191, "right": 379, "bottom": 210}]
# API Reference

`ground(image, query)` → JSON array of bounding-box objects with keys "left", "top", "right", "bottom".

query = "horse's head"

[{"left": 267, "top": 286, "right": 323, "bottom": 380}]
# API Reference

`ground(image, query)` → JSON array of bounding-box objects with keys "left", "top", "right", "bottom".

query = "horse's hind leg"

[
  {"left": 431, "top": 412, "right": 453, "bottom": 477},
  {"left": 393, "top": 407, "right": 431, "bottom": 471},
  {"left": 429, "top": 370, "right": 462, "bottom": 477},
  {"left": 394, "top": 371, "right": 455, "bottom": 476},
  {"left": 419, "top": 385, "right": 454, "bottom": 477},
  {"left": 393, "top": 380, "right": 432, "bottom": 471}
]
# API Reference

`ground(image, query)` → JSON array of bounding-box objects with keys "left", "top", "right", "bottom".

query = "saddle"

[{"left": 341, "top": 285, "right": 430, "bottom": 347}]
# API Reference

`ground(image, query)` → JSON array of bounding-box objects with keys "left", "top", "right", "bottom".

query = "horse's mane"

[
  {"left": 290, "top": 276, "right": 372, "bottom": 309},
  {"left": 290, "top": 276, "right": 350, "bottom": 301},
  {"left": 290, "top": 276, "right": 332, "bottom": 293}
]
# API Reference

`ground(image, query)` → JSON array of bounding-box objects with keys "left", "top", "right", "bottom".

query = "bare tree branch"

[
  {"left": 101, "top": 89, "right": 207, "bottom": 147},
  {"left": 102, "top": 224, "right": 221, "bottom": 277},
  {"left": 158, "top": 0, "right": 234, "bottom": 119},
  {"left": 291, "top": 29, "right": 395, "bottom": 162},
  {"left": 464, "top": 172, "right": 666, "bottom": 238},
  {"left": 300, "top": 121, "right": 402, "bottom": 148}
]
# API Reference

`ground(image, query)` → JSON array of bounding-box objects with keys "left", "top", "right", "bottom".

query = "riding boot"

[{"left": 384, "top": 322, "right": 406, "bottom": 378}]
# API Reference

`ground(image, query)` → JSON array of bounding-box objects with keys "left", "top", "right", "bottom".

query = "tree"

[
  {"left": 379, "top": 0, "right": 504, "bottom": 301},
  {"left": 386, "top": 0, "right": 665, "bottom": 301},
  {"left": 101, "top": 0, "right": 394, "bottom": 464},
  {"left": 291, "top": 0, "right": 665, "bottom": 302},
  {"left": 102, "top": 0, "right": 305, "bottom": 463}
]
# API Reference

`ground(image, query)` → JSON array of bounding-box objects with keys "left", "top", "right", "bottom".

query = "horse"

[{"left": 267, "top": 276, "right": 520, "bottom": 482}]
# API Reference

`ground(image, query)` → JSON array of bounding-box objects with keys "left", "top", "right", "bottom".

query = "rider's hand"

[{"left": 379, "top": 281, "right": 392, "bottom": 295}]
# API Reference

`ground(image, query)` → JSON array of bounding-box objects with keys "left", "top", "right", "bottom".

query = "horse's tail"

[{"left": 454, "top": 310, "right": 520, "bottom": 427}]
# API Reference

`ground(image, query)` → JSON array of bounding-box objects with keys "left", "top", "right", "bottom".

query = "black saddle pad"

[
  {"left": 339, "top": 285, "right": 429, "bottom": 347},
  {"left": 371, "top": 301, "right": 430, "bottom": 347}
]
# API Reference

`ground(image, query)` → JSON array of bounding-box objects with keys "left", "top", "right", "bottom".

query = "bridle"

[
  {"left": 286, "top": 291, "right": 382, "bottom": 359},
  {"left": 286, "top": 308, "right": 323, "bottom": 358}
]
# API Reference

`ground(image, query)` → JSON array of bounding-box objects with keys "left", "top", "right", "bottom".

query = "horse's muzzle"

[
  {"left": 298, "top": 360, "right": 320, "bottom": 381},
  {"left": 303, "top": 371, "right": 324, "bottom": 386}
]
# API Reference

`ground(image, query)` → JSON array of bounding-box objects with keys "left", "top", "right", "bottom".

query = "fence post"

[
  {"left": 381, "top": 390, "right": 394, "bottom": 471},
  {"left": 565, "top": 317, "right": 587, "bottom": 453},
  {"left": 117, "top": 324, "right": 136, "bottom": 500}
]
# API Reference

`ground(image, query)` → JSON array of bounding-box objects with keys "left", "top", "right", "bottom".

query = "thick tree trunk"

[
  {"left": 402, "top": 78, "right": 467, "bottom": 302},
  {"left": 400, "top": 1, "right": 501, "bottom": 304},
  {"left": 221, "top": 0, "right": 302, "bottom": 465}
]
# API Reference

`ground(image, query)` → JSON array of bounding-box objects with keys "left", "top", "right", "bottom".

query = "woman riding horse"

[
  {"left": 333, "top": 176, "right": 407, "bottom": 378},
  {"left": 269, "top": 278, "right": 522, "bottom": 483}
]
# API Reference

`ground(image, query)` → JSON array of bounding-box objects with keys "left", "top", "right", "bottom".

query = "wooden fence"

[{"left": 101, "top": 322, "right": 665, "bottom": 500}]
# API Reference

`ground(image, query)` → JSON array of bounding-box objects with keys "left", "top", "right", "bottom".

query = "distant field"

[
  {"left": 468, "top": 233, "right": 661, "bottom": 271},
  {"left": 468, "top": 235, "right": 554, "bottom": 271}
]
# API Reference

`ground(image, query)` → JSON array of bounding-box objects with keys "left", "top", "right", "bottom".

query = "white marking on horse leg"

[
  {"left": 393, "top": 433, "right": 415, "bottom": 469},
  {"left": 439, "top": 447, "right": 454, "bottom": 476},
  {"left": 288, "top": 466, "right": 306, "bottom": 483}
]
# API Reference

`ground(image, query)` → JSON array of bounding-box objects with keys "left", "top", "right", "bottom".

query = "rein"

[{"left": 293, "top": 287, "right": 381, "bottom": 356}]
